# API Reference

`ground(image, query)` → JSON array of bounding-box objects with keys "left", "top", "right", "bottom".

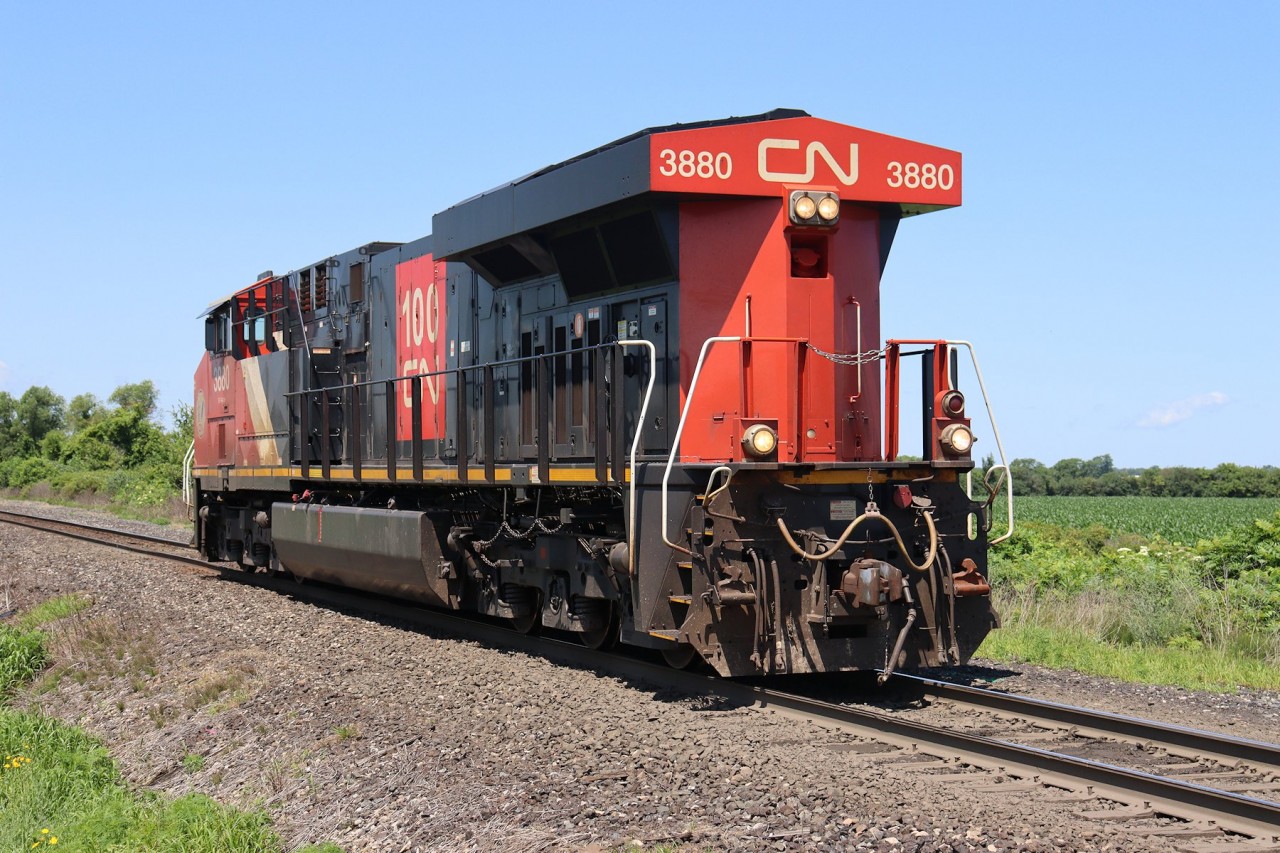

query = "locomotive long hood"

[{"left": 431, "top": 109, "right": 962, "bottom": 261}]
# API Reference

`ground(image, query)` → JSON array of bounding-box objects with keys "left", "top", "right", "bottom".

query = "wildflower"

[{"left": 50, "top": 839, "right": 58, "bottom": 845}]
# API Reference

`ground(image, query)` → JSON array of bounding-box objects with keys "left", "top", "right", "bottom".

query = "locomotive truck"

[{"left": 190, "top": 109, "right": 1012, "bottom": 677}]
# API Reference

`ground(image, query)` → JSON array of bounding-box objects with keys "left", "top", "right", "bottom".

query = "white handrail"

[
  {"left": 661, "top": 336, "right": 741, "bottom": 552},
  {"left": 946, "top": 340, "right": 1014, "bottom": 544},
  {"left": 617, "top": 340, "right": 657, "bottom": 576},
  {"left": 181, "top": 441, "right": 196, "bottom": 508}
]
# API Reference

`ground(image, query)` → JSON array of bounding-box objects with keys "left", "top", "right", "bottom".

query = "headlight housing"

[
  {"left": 742, "top": 424, "right": 778, "bottom": 458},
  {"left": 939, "top": 423, "right": 974, "bottom": 456},
  {"left": 789, "top": 191, "right": 840, "bottom": 226}
]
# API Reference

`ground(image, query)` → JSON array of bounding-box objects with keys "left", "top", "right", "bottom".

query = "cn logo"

[{"left": 758, "top": 139, "right": 859, "bottom": 185}]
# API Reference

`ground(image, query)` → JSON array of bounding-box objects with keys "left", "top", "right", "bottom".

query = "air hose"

[{"left": 774, "top": 504, "right": 939, "bottom": 572}]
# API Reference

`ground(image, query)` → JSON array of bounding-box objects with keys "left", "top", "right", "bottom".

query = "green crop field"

[{"left": 996, "top": 495, "right": 1280, "bottom": 544}]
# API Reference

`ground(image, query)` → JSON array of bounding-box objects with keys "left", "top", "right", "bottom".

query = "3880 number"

[
  {"left": 885, "top": 161, "right": 955, "bottom": 191},
  {"left": 657, "top": 148, "right": 733, "bottom": 179}
]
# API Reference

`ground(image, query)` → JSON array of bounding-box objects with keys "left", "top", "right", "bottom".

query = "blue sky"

[{"left": 1, "top": 1, "right": 1276, "bottom": 468}]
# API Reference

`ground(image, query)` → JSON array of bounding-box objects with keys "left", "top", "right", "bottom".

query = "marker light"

[
  {"left": 742, "top": 424, "right": 778, "bottom": 458},
  {"left": 941, "top": 390, "right": 965, "bottom": 417},
  {"left": 794, "top": 194, "right": 817, "bottom": 220},
  {"left": 939, "top": 423, "right": 974, "bottom": 456},
  {"left": 817, "top": 195, "right": 840, "bottom": 221}
]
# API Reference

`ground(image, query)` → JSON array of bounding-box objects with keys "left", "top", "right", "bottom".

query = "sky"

[{"left": 1, "top": 1, "right": 1276, "bottom": 468}]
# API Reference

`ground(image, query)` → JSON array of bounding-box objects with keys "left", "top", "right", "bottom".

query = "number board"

[{"left": 648, "top": 116, "right": 961, "bottom": 208}]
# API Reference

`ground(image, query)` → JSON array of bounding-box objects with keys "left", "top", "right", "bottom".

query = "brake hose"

[{"left": 774, "top": 506, "right": 939, "bottom": 572}]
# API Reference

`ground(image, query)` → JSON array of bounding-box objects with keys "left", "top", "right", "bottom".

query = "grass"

[
  {"left": 0, "top": 708, "right": 283, "bottom": 852},
  {"left": 15, "top": 595, "right": 93, "bottom": 632},
  {"left": 3, "top": 484, "right": 187, "bottom": 527},
  {"left": 980, "top": 504, "right": 1280, "bottom": 691},
  {"left": 0, "top": 629, "right": 47, "bottom": 697},
  {"left": 1003, "top": 495, "right": 1280, "bottom": 545},
  {"left": 981, "top": 599, "right": 1280, "bottom": 692},
  {"left": 332, "top": 724, "right": 360, "bottom": 742},
  {"left": 0, "top": 598, "right": 345, "bottom": 852}
]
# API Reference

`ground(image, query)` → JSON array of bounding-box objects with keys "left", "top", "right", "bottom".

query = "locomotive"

[{"left": 190, "top": 109, "right": 1012, "bottom": 677}]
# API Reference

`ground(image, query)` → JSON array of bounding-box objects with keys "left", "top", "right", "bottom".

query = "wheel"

[
  {"left": 661, "top": 643, "right": 700, "bottom": 669},
  {"left": 578, "top": 603, "right": 619, "bottom": 650},
  {"left": 503, "top": 584, "right": 541, "bottom": 634},
  {"left": 510, "top": 608, "right": 540, "bottom": 635}
]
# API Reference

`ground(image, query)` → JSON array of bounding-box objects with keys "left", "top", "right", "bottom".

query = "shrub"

[{"left": 2, "top": 457, "right": 64, "bottom": 490}]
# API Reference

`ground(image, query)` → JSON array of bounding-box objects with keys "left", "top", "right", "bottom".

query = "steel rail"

[
  {"left": 3, "top": 507, "right": 1279, "bottom": 838},
  {"left": 0, "top": 509, "right": 210, "bottom": 570},
  {"left": 893, "top": 671, "right": 1280, "bottom": 774}
]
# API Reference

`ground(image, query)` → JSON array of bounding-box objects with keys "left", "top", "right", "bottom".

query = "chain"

[
  {"left": 805, "top": 343, "right": 886, "bottom": 367},
  {"left": 473, "top": 516, "right": 565, "bottom": 550}
]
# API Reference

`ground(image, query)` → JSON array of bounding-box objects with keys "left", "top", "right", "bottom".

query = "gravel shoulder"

[{"left": 2, "top": 498, "right": 1275, "bottom": 852}]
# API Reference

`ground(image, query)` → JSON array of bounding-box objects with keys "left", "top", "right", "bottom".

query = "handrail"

[
  {"left": 617, "top": 340, "right": 657, "bottom": 575},
  {"left": 945, "top": 340, "right": 1014, "bottom": 544},
  {"left": 181, "top": 441, "right": 196, "bottom": 508},
  {"left": 289, "top": 341, "right": 654, "bottom": 495},
  {"left": 659, "top": 335, "right": 811, "bottom": 553},
  {"left": 282, "top": 341, "right": 619, "bottom": 398},
  {"left": 661, "top": 336, "right": 740, "bottom": 553}
]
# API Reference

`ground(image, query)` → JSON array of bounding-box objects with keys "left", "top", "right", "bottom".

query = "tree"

[
  {"left": 1010, "top": 458, "right": 1048, "bottom": 495},
  {"left": 15, "top": 386, "right": 65, "bottom": 453},
  {"left": 67, "top": 393, "right": 103, "bottom": 433},
  {"left": 1081, "top": 454, "right": 1114, "bottom": 478},
  {"left": 109, "top": 380, "right": 159, "bottom": 421},
  {"left": 0, "top": 391, "right": 20, "bottom": 459}
]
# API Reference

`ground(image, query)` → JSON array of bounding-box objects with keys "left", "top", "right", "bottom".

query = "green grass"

[
  {"left": 0, "top": 629, "right": 48, "bottom": 697},
  {"left": 16, "top": 594, "right": 93, "bottom": 632},
  {"left": 981, "top": 505, "right": 1280, "bottom": 691},
  {"left": 0, "top": 709, "right": 282, "bottom": 852},
  {"left": 0, "top": 599, "right": 345, "bottom": 853},
  {"left": 981, "top": 622, "right": 1280, "bottom": 692},
  {"left": 1004, "top": 495, "right": 1280, "bottom": 545}
]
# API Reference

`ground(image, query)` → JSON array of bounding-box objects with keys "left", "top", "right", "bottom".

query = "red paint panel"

[
  {"left": 677, "top": 200, "right": 884, "bottom": 464},
  {"left": 394, "top": 254, "right": 448, "bottom": 441},
  {"left": 651, "top": 116, "right": 960, "bottom": 209},
  {"left": 677, "top": 199, "right": 791, "bottom": 463},
  {"left": 193, "top": 352, "right": 240, "bottom": 467}
]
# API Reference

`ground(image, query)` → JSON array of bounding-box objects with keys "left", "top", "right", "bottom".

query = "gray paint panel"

[{"left": 272, "top": 503, "right": 453, "bottom": 607}]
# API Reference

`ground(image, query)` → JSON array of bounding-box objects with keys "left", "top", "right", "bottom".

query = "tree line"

[
  {"left": 0, "top": 382, "right": 192, "bottom": 507},
  {"left": 1005, "top": 455, "right": 1280, "bottom": 498}
]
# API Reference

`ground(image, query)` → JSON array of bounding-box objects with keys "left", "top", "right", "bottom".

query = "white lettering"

[{"left": 758, "top": 139, "right": 859, "bottom": 185}]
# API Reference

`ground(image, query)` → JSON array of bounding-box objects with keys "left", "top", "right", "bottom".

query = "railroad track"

[{"left": 3, "top": 506, "right": 1279, "bottom": 848}]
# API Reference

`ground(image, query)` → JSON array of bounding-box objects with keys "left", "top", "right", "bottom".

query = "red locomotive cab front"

[{"left": 651, "top": 116, "right": 962, "bottom": 466}]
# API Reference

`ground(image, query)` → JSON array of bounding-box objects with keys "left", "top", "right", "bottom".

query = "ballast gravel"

[{"left": 1, "top": 498, "right": 1276, "bottom": 852}]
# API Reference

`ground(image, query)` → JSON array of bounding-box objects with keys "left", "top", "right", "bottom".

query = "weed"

[
  {"left": 332, "top": 724, "right": 360, "bottom": 741},
  {"left": 15, "top": 594, "right": 92, "bottom": 631},
  {"left": 147, "top": 703, "right": 175, "bottom": 729},
  {"left": 0, "top": 627, "right": 47, "bottom": 696},
  {"left": 184, "top": 668, "right": 252, "bottom": 712},
  {"left": 182, "top": 753, "right": 206, "bottom": 773},
  {"left": 42, "top": 615, "right": 159, "bottom": 687}
]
